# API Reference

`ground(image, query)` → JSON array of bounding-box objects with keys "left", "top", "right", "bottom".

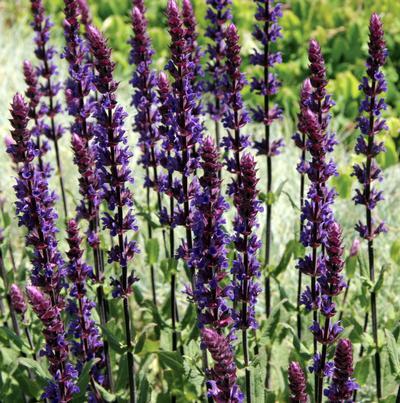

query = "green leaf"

[
  {"left": 156, "top": 351, "right": 184, "bottom": 373},
  {"left": 390, "top": 239, "right": 400, "bottom": 265},
  {"left": 137, "top": 375, "right": 150, "bottom": 403},
  {"left": 18, "top": 357, "right": 51, "bottom": 382},
  {"left": 145, "top": 239, "right": 160, "bottom": 265},
  {"left": 135, "top": 331, "right": 147, "bottom": 354},
  {"left": 372, "top": 265, "right": 389, "bottom": 293},
  {"left": 345, "top": 256, "right": 357, "bottom": 279},
  {"left": 272, "top": 240, "right": 298, "bottom": 278},
  {"left": 354, "top": 357, "right": 370, "bottom": 384},
  {"left": 385, "top": 330, "right": 400, "bottom": 380},
  {"left": 260, "top": 299, "right": 286, "bottom": 343},
  {"left": 251, "top": 348, "right": 267, "bottom": 401},
  {"left": 100, "top": 322, "right": 126, "bottom": 354},
  {"left": 94, "top": 382, "right": 116, "bottom": 402}
]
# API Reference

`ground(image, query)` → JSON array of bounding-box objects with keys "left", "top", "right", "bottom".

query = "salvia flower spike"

[
  {"left": 201, "top": 328, "right": 243, "bottom": 402},
  {"left": 87, "top": 24, "right": 139, "bottom": 403},
  {"left": 7, "top": 93, "right": 78, "bottom": 401},
  {"left": 65, "top": 219, "right": 105, "bottom": 399},
  {"left": 204, "top": 0, "right": 232, "bottom": 146},
  {"left": 351, "top": 13, "right": 388, "bottom": 399},
  {"left": 10, "top": 284, "right": 27, "bottom": 316},
  {"left": 292, "top": 78, "right": 313, "bottom": 340},
  {"left": 288, "top": 362, "right": 308, "bottom": 403},
  {"left": 324, "top": 339, "right": 359, "bottom": 401},
  {"left": 30, "top": 0, "right": 69, "bottom": 217},
  {"left": 129, "top": 0, "right": 164, "bottom": 305}
]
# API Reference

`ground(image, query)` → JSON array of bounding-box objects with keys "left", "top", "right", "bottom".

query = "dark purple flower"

[
  {"left": 30, "top": 0, "right": 64, "bottom": 141},
  {"left": 324, "top": 339, "right": 359, "bottom": 401},
  {"left": 10, "top": 284, "right": 27, "bottom": 315},
  {"left": 65, "top": 219, "right": 106, "bottom": 392},
  {"left": 232, "top": 154, "right": 263, "bottom": 330},
  {"left": 189, "top": 137, "right": 232, "bottom": 329},
  {"left": 250, "top": 0, "right": 284, "bottom": 156},
  {"left": 204, "top": 0, "right": 232, "bottom": 122},
  {"left": 7, "top": 94, "right": 77, "bottom": 400},
  {"left": 352, "top": 13, "right": 388, "bottom": 240},
  {"left": 201, "top": 328, "right": 243, "bottom": 402},
  {"left": 76, "top": 0, "right": 92, "bottom": 26},
  {"left": 222, "top": 24, "right": 250, "bottom": 171},
  {"left": 27, "top": 286, "right": 79, "bottom": 401},
  {"left": 288, "top": 362, "right": 308, "bottom": 402},
  {"left": 129, "top": 2, "right": 163, "bottom": 194},
  {"left": 86, "top": 25, "right": 139, "bottom": 297}
]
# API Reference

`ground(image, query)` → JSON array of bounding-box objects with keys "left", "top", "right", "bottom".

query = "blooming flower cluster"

[
  {"left": 324, "top": 339, "right": 358, "bottom": 400},
  {"left": 162, "top": 0, "right": 203, "bottom": 262},
  {"left": 7, "top": 93, "right": 77, "bottom": 401},
  {"left": 63, "top": 0, "right": 100, "bottom": 228},
  {"left": 250, "top": 0, "right": 284, "bottom": 156},
  {"left": 190, "top": 138, "right": 242, "bottom": 399},
  {"left": 201, "top": 328, "right": 243, "bottom": 402},
  {"left": 352, "top": 13, "right": 388, "bottom": 240},
  {"left": 295, "top": 41, "right": 350, "bottom": 396},
  {"left": 288, "top": 362, "right": 308, "bottom": 402},
  {"left": 65, "top": 219, "right": 106, "bottom": 396},
  {"left": 129, "top": 0, "right": 162, "bottom": 195},
  {"left": 204, "top": 0, "right": 232, "bottom": 125},
  {"left": 10, "top": 284, "right": 27, "bottom": 316},
  {"left": 86, "top": 25, "right": 139, "bottom": 298}
]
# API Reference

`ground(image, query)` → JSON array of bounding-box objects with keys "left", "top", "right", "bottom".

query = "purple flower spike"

[
  {"left": 87, "top": 24, "right": 138, "bottom": 401},
  {"left": 250, "top": 0, "right": 284, "bottom": 155},
  {"left": 129, "top": 2, "right": 162, "bottom": 196},
  {"left": 201, "top": 328, "right": 243, "bottom": 403},
  {"left": 182, "top": 0, "right": 203, "bottom": 113},
  {"left": 27, "top": 286, "right": 79, "bottom": 401},
  {"left": 324, "top": 339, "right": 359, "bottom": 401},
  {"left": 352, "top": 13, "right": 388, "bottom": 240},
  {"left": 10, "top": 284, "right": 27, "bottom": 315},
  {"left": 288, "top": 362, "right": 308, "bottom": 402},
  {"left": 204, "top": 0, "right": 232, "bottom": 124},
  {"left": 63, "top": 0, "right": 99, "bottom": 224},
  {"left": 190, "top": 137, "right": 232, "bottom": 329},
  {"left": 232, "top": 153, "right": 263, "bottom": 331},
  {"left": 66, "top": 220, "right": 106, "bottom": 395},
  {"left": 8, "top": 94, "right": 77, "bottom": 400},
  {"left": 76, "top": 0, "right": 92, "bottom": 26}
]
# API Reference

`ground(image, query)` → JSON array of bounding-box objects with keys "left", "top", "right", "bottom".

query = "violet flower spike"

[
  {"left": 30, "top": 0, "right": 69, "bottom": 217},
  {"left": 190, "top": 137, "right": 232, "bottom": 331},
  {"left": 288, "top": 362, "right": 308, "bottom": 403},
  {"left": 204, "top": 0, "right": 232, "bottom": 145},
  {"left": 351, "top": 13, "right": 387, "bottom": 400},
  {"left": 232, "top": 154, "right": 262, "bottom": 403},
  {"left": 87, "top": 25, "right": 139, "bottom": 403},
  {"left": 7, "top": 93, "right": 77, "bottom": 401},
  {"left": 65, "top": 219, "right": 105, "bottom": 399},
  {"left": 129, "top": 0, "right": 166, "bottom": 305},
  {"left": 165, "top": 0, "right": 203, "bottom": 266},
  {"left": 23, "top": 59, "right": 50, "bottom": 175},
  {"left": 10, "top": 284, "right": 27, "bottom": 315},
  {"left": 201, "top": 328, "right": 243, "bottom": 403},
  {"left": 324, "top": 339, "right": 359, "bottom": 401}
]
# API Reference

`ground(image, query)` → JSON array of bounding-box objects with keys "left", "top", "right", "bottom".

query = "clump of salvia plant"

[{"left": 352, "top": 13, "right": 388, "bottom": 400}]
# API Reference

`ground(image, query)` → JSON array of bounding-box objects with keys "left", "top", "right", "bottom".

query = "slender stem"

[
  {"left": 316, "top": 316, "right": 330, "bottom": 403},
  {"left": 241, "top": 234, "right": 252, "bottom": 403},
  {"left": 365, "top": 78, "right": 381, "bottom": 399}
]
